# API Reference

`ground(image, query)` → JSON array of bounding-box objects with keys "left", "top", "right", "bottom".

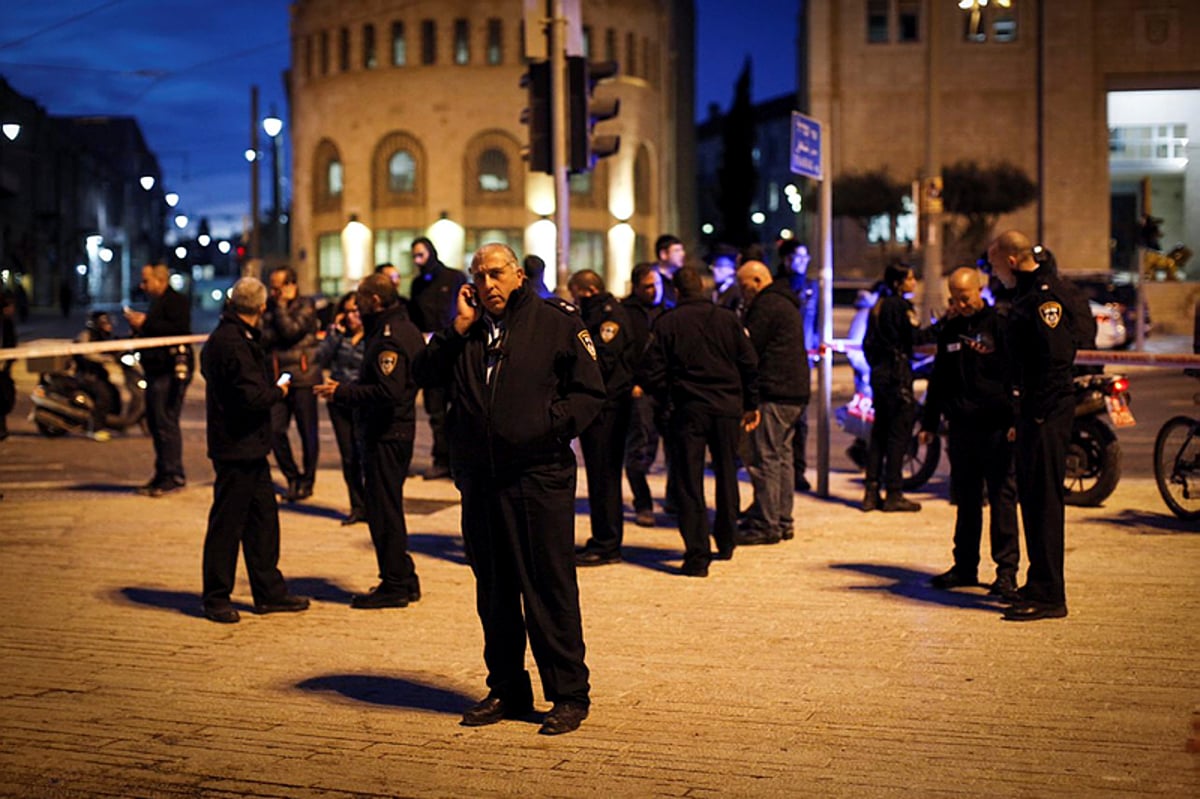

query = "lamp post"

[
  {"left": 248, "top": 86, "right": 261, "bottom": 264},
  {"left": 262, "top": 108, "right": 283, "bottom": 259}
]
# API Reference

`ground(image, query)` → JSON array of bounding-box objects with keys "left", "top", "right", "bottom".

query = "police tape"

[
  {"left": 0, "top": 334, "right": 209, "bottom": 363},
  {"left": 821, "top": 339, "right": 1200, "bottom": 369}
]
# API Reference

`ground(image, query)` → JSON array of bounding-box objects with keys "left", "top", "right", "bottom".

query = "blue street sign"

[{"left": 790, "top": 111, "right": 823, "bottom": 181}]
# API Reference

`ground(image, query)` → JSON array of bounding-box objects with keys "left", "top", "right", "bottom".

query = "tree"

[
  {"left": 832, "top": 169, "right": 907, "bottom": 237},
  {"left": 942, "top": 160, "right": 1037, "bottom": 263},
  {"left": 715, "top": 58, "right": 757, "bottom": 249}
]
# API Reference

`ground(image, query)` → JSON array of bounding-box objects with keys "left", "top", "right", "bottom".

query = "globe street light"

[
  {"left": 139, "top": 175, "right": 156, "bottom": 191},
  {"left": 165, "top": 192, "right": 179, "bottom": 208},
  {"left": 2, "top": 124, "right": 19, "bottom": 142}
]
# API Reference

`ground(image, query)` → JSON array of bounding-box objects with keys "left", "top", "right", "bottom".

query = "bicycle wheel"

[{"left": 1154, "top": 416, "right": 1200, "bottom": 520}]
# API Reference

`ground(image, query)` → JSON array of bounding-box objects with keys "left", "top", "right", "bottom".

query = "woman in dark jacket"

[{"left": 316, "top": 292, "right": 367, "bottom": 525}]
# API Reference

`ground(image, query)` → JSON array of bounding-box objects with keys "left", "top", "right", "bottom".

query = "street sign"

[{"left": 790, "top": 111, "right": 823, "bottom": 181}]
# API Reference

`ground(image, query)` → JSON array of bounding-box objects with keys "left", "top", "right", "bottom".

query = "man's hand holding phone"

[
  {"left": 276, "top": 371, "right": 291, "bottom": 397},
  {"left": 454, "top": 284, "right": 482, "bottom": 335}
]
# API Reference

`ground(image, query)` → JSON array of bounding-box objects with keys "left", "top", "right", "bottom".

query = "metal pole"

[
  {"left": 550, "top": 0, "right": 570, "bottom": 292},
  {"left": 271, "top": 134, "right": 282, "bottom": 257},
  {"left": 816, "top": 158, "right": 833, "bottom": 498},
  {"left": 921, "top": 0, "right": 943, "bottom": 320},
  {"left": 250, "top": 86, "right": 261, "bottom": 262}
]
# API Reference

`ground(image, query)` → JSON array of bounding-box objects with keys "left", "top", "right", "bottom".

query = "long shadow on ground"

[
  {"left": 295, "top": 674, "right": 481, "bottom": 717},
  {"left": 830, "top": 562, "right": 1006, "bottom": 613},
  {"left": 115, "top": 587, "right": 210, "bottom": 618},
  {"left": 1090, "top": 507, "right": 1199, "bottom": 534}
]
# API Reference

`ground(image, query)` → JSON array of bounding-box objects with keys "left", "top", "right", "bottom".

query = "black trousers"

[
  {"left": 145, "top": 373, "right": 188, "bottom": 482},
  {"left": 1016, "top": 398, "right": 1073, "bottom": 605},
  {"left": 327, "top": 401, "right": 366, "bottom": 514},
  {"left": 865, "top": 388, "right": 915, "bottom": 494},
  {"left": 946, "top": 420, "right": 1020, "bottom": 580},
  {"left": 580, "top": 395, "right": 632, "bottom": 556},
  {"left": 363, "top": 438, "right": 418, "bottom": 593},
  {"left": 669, "top": 406, "right": 741, "bottom": 569},
  {"left": 272, "top": 385, "right": 319, "bottom": 485},
  {"left": 624, "top": 393, "right": 659, "bottom": 512},
  {"left": 424, "top": 385, "right": 450, "bottom": 469},
  {"left": 456, "top": 459, "right": 589, "bottom": 706},
  {"left": 792, "top": 405, "right": 809, "bottom": 478},
  {"left": 202, "top": 458, "right": 288, "bottom": 606}
]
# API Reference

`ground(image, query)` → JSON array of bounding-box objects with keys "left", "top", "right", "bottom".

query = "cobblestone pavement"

[{"left": 0, "top": 308, "right": 1197, "bottom": 797}]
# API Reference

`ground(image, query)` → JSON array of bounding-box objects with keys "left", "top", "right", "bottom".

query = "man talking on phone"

[{"left": 415, "top": 243, "right": 605, "bottom": 735}]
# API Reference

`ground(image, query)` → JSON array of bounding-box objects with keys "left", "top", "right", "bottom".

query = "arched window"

[
  {"left": 388, "top": 150, "right": 416, "bottom": 193},
  {"left": 478, "top": 149, "right": 509, "bottom": 192},
  {"left": 313, "top": 138, "right": 344, "bottom": 214},
  {"left": 328, "top": 160, "right": 344, "bottom": 196}
]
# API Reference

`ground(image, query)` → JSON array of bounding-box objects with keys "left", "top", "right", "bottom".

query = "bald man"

[
  {"left": 988, "top": 230, "right": 1078, "bottom": 621},
  {"left": 919, "top": 267, "right": 1020, "bottom": 599},
  {"left": 735, "top": 261, "right": 810, "bottom": 545}
]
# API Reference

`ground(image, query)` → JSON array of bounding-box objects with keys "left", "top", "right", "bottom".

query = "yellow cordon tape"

[{"left": 0, "top": 334, "right": 209, "bottom": 363}]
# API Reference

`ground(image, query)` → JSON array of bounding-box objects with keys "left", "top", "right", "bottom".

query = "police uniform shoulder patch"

[
  {"left": 599, "top": 320, "right": 620, "bottom": 343},
  {"left": 578, "top": 329, "right": 597, "bottom": 360},
  {"left": 1038, "top": 301, "right": 1063, "bottom": 329},
  {"left": 378, "top": 349, "right": 399, "bottom": 376}
]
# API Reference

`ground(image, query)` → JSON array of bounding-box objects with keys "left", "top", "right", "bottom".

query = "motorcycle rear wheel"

[
  {"left": 1153, "top": 416, "right": 1200, "bottom": 520},
  {"left": 902, "top": 427, "right": 940, "bottom": 491},
  {"left": 1064, "top": 416, "right": 1121, "bottom": 507}
]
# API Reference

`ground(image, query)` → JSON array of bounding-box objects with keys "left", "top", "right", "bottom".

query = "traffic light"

[
  {"left": 520, "top": 60, "right": 552, "bottom": 175},
  {"left": 567, "top": 56, "right": 620, "bottom": 174}
]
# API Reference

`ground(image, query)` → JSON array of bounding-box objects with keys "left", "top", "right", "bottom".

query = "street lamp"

[
  {"left": 262, "top": 108, "right": 283, "bottom": 257},
  {"left": 139, "top": 175, "right": 155, "bottom": 191},
  {"left": 2, "top": 124, "right": 19, "bottom": 142},
  {"left": 165, "top": 192, "right": 179, "bottom": 208}
]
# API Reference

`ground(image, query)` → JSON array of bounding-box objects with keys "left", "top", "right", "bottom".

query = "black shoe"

[
  {"left": 297, "top": 479, "right": 314, "bottom": 500},
  {"left": 341, "top": 508, "right": 366, "bottom": 526},
  {"left": 930, "top": 569, "right": 978, "bottom": 590},
  {"left": 461, "top": 695, "right": 534, "bottom": 727},
  {"left": 633, "top": 509, "right": 655, "bottom": 527},
  {"left": 1003, "top": 601, "right": 1068, "bottom": 622},
  {"left": 713, "top": 546, "right": 734, "bottom": 561},
  {"left": 424, "top": 464, "right": 451, "bottom": 480},
  {"left": 539, "top": 701, "right": 589, "bottom": 735},
  {"left": 576, "top": 550, "right": 621, "bottom": 567},
  {"left": 735, "top": 528, "right": 781, "bottom": 546},
  {"left": 284, "top": 478, "right": 301, "bottom": 502},
  {"left": 254, "top": 595, "right": 310, "bottom": 614},
  {"left": 351, "top": 586, "right": 410, "bottom": 609},
  {"left": 679, "top": 561, "right": 709, "bottom": 578},
  {"left": 882, "top": 494, "right": 921, "bottom": 512},
  {"left": 794, "top": 475, "right": 811, "bottom": 493},
  {"left": 780, "top": 528, "right": 794, "bottom": 541},
  {"left": 203, "top": 602, "right": 240, "bottom": 624},
  {"left": 861, "top": 482, "right": 881, "bottom": 512},
  {"left": 987, "top": 575, "right": 1020, "bottom": 602}
]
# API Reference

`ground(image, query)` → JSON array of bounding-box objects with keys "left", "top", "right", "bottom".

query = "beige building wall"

[
  {"left": 289, "top": 0, "right": 687, "bottom": 297},
  {"left": 809, "top": 0, "right": 1199, "bottom": 279}
]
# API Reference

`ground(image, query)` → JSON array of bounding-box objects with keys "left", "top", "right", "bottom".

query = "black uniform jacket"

[
  {"left": 921, "top": 304, "right": 1011, "bottom": 431},
  {"left": 138, "top": 286, "right": 193, "bottom": 378},
  {"left": 862, "top": 292, "right": 935, "bottom": 394},
  {"left": 409, "top": 260, "right": 467, "bottom": 334},
  {"left": 620, "top": 292, "right": 663, "bottom": 375},
  {"left": 579, "top": 290, "right": 636, "bottom": 406},
  {"left": 742, "top": 278, "right": 810, "bottom": 405},
  {"left": 202, "top": 311, "right": 284, "bottom": 461},
  {"left": 333, "top": 304, "right": 425, "bottom": 444},
  {"left": 414, "top": 281, "right": 605, "bottom": 471},
  {"left": 262, "top": 295, "right": 321, "bottom": 387},
  {"left": 638, "top": 296, "right": 759, "bottom": 419},
  {"left": 1009, "top": 264, "right": 1078, "bottom": 420}
]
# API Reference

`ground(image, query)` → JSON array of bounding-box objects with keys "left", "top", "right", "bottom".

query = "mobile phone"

[
  {"left": 276, "top": 372, "right": 292, "bottom": 387},
  {"left": 465, "top": 286, "right": 479, "bottom": 309}
]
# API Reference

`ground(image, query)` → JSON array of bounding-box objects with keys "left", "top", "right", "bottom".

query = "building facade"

[
  {"left": 808, "top": 0, "right": 1200, "bottom": 279},
  {"left": 288, "top": 0, "right": 695, "bottom": 298}
]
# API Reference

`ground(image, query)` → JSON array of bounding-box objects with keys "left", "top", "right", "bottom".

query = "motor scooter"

[{"left": 31, "top": 352, "right": 147, "bottom": 441}]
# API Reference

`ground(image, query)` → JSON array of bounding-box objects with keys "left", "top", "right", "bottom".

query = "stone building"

[
  {"left": 288, "top": 0, "right": 695, "bottom": 297},
  {"left": 807, "top": 0, "right": 1200, "bottom": 282}
]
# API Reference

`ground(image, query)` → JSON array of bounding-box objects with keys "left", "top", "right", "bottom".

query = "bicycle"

[{"left": 1153, "top": 377, "right": 1200, "bottom": 521}]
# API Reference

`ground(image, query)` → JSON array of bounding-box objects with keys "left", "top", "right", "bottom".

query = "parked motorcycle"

[
  {"left": 837, "top": 371, "right": 1134, "bottom": 507},
  {"left": 31, "top": 352, "right": 147, "bottom": 440}
]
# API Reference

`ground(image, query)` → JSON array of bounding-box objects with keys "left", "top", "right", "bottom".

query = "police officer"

[
  {"left": 315, "top": 274, "right": 424, "bottom": 609},
  {"left": 638, "top": 266, "right": 759, "bottom": 577},
  {"left": 919, "top": 267, "right": 1020, "bottom": 600},
  {"left": 988, "top": 230, "right": 1076, "bottom": 621},
  {"left": 415, "top": 243, "right": 604, "bottom": 735},
  {"left": 569, "top": 269, "right": 637, "bottom": 567}
]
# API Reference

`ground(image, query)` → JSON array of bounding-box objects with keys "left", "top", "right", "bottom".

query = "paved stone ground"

[{"left": 1, "top": 308, "right": 1197, "bottom": 796}]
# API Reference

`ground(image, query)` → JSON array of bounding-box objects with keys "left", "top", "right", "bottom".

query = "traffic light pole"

[{"left": 549, "top": 0, "right": 571, "bottom": 293}]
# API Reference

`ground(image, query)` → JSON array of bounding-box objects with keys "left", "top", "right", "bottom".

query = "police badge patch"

[
  {"left": 599, "top": 320, "right": 620, "bottom": 343},
  {"left": 1038, "top": 301, "right": 1063, "bottom": 329},
  {"left": 378, "top": 350, "right": 399, "bottom": 375},
  {"left": 578, "top": 329, "right": 597, "bottom": 360}
]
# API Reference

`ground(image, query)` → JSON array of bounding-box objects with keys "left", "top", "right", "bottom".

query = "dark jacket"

[
  {"left": 638, "top": 297, "right": 759, "bottom": 418},
  {"left": 620, "top": 292, "right": 663, "bottom": 375},
  {"left": 921, "top": 304, "right": 1011, "bottom": 431},
  {"left": 742, "top": 278, "right": 811, "bottom": 405},
  {"left": 315, "top": 326, "right": 365, "bottom": 386},
  {"left": 202, "top": 311, "right": 284, "bottom": 461},
  {"left": 1009, "top": 265, "right": 1078, "bottom": 420},
  {"left": 414, "top": 281, "right": 605, "bottom": 471},
  {"left": 333, "top": 304, "right": 425, "bottom": 444},
  {"left": 261, "top": 295, "right": 320, "bottom": 387},
  {"left": 862, "top": 292, "right": 935, "bottom": 395},
  {"left": 409, "top": 260, "right": 467, "bottom": 334},
  {"left": 579, "top": 290, "right": 636, "bottom": 406},
  {"left": 137, "top": 286, "right": 193, "bottom": 378}
]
